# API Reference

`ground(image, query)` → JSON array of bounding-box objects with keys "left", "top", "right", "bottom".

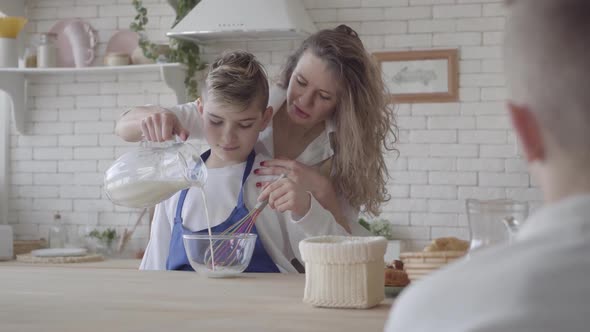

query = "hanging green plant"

[{"left": 130, "top": 0, "right": 206, "bottom": 100}]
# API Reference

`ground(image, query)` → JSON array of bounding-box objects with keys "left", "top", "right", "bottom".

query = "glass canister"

[
  {"left": 37, "top": 32, "right": 58, "bottom": 68},
  {"left": 104, "top": 141, "right": 207, "bottom": 208},
  {"left": 48, "top": 212, "right": 67, "bottom": 248},
  {"left": 466, "top": 199, "right": 529, "bottom": 252}
]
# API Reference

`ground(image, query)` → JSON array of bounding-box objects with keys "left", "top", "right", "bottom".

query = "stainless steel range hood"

[{"left": 166, "top": 0, "right": 317, "bottom": 43}]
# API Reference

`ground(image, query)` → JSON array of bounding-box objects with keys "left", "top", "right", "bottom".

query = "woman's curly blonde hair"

[{"left": 279, "top": 25, "right": 398, "bottom": 216}]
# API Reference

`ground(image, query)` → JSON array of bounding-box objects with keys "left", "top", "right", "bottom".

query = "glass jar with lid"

[
  {"left": 48, "top": 212, "right": 67, "bottom": 248},
  {"left": 37, "top": 32, "right": 57, "bottom": 68}
]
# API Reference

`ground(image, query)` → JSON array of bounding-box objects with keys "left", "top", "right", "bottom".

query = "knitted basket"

[{"left": 299, "top": 236, "right": 387, "bottom": 309}]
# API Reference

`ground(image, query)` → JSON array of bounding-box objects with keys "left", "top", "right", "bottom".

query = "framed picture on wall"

[{"left": 373, "top": 49, "right": 459, "bottom": 104}]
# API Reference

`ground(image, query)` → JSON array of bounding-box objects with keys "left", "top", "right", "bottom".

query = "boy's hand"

[
  {"left": 140, "top": 110, "right": 189, "bottom": 142},
  {"left": 257, "top": 177, "right": 311, "bottom": 217}
]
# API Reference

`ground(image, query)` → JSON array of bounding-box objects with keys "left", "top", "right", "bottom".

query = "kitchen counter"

[
  {"left": 0, "top": 266, "right": 393, "bottom": 331},
  {"left": 0, "top": 258, "right": 141, "bottom": 269}
]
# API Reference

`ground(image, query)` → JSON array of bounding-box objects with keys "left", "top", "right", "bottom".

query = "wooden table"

[
  {"left": 1, "top": 258, "right": 142, "bottom": 269},
  {"left": 0, "top": 265, "right": 393, "bottom": 331}
]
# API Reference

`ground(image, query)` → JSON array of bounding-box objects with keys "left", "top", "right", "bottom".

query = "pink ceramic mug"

[{"left": 63, "top": 20, "right": 96, "bottom": 67}]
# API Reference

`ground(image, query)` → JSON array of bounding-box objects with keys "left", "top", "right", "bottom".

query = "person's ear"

[
  {"left": 196, "top": 98, "right": 204, "bottom": 116},
  {"left": 508, "top": 101, "right": 546, "bottom": 162},
  {"left": 260, "top": 106, "right": 273, "bottom": 130}
]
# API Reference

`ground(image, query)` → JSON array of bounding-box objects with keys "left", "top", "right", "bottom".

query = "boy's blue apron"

[{"left": 166, "top": 150, "right": 279, "bottom": 273}]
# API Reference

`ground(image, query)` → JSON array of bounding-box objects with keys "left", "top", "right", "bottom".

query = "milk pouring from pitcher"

[{"left": 104, "top": 142, "right": 207, "bottom": 208}]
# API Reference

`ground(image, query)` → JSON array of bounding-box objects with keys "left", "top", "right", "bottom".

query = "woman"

[{"left": 115, "top": 25, "right": 397, "bottom": 234}]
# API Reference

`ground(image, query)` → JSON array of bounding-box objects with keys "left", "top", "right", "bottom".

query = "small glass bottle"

[
  {"left": 37, "top": 33, "right": 57, "bottom": 68},
  {"left": 48, "top": 212, "right": 67, "bottom": 248},
  {"left": 24, "top": 46, "right": 37, "bottom": 68}
]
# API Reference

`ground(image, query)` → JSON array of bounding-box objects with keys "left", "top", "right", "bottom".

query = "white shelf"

[
  {"left": 0, "top": 63, "right": 188, "bottom": 135},
  {"left": 0, "top": 63, "right": 183, "bottom": 74}
]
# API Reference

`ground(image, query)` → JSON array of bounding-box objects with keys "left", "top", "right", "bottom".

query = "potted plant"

[
  {"left": 130, "top": 0, "right": 206, "bottom": 100},
  {"left": 85, "top": 228, "right": 118, "bottom": 256},
  {"left": 359, "top": 217, "right": 401, "bottom": 264}
]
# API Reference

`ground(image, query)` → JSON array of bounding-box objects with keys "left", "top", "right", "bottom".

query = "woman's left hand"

[
  {"left": 254, "top": 159, "right": 335, "bottom": 199},
  {"left": 255, "top": 158, "right": 351, "bottom": 233},
  {"left": 257, "top": 176, "right": 311, "bottom": 216},
  {"left": 255, "top": 159, "right": 337, "bottom": 213}
]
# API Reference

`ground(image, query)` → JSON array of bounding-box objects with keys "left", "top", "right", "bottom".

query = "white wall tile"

[
  {"left": 361, "top": 21, "right": 408, "bottom": 35},
  {"left": 338, "top": 8, "right": 385, "bottom": 21},
  {"left": 385, "top": 34, "right": 432, "bottom": 48},
  {"left": 479, "top": 172, "right": 529, "bottom": 187},
  {"left": 9, "top": 0, "right": 535, "bottom": 245},
  {"left": 409, "top": 19, "right": 455, "bottom": 33},
  {"left": 429, "top": 144, "right": 479, "bottom": 157},
  {"left": 457, "top": 158, "right": 505, "bottom": 172},
  {"left": 362, "top": 0, "right": 409, "bottom": 7},
  {"left": 433, "top": 32, "right": 482, "bottom": 46},
  {"left": 433, "top": 5, "right": 482, "bottom": 18},
  {"left": 428, "top": 199, "right": 465, "bottom": 213},
  {"left": 456, "top": 17, "right": 505, "bottom": 31},
  {"left": 429, "top": 172, "right": 477, "bottom": 185},
  {"left": 428, "top": 116, "right": 475, "bottom": 129},
  {"left": 411, "top": 185, "right": 457, "bottom": 199},
  {"left": 408, "top": 158, "right": 456, "bottom": 171},
  {"left": 483, "top": 3, "right": 506, "bottom": 17},
  {"left": 385, "top": 6, "right": 431, "bottom": 20},
  {"left": 58, "top": 160, "right": 97, "bottom": 173},
  {"left": 410, "top": 130, "right": 457, "bottom": 143},
  {"left": 412, "top": 213, "right": 459, "bottom": 227},
  {"left": 458, "top": 130, "right": 507, "bottom": 144}
]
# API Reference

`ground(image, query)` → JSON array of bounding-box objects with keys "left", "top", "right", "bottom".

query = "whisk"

[{"left": 204, "top": 174, "right": 285, "bottom": 267}]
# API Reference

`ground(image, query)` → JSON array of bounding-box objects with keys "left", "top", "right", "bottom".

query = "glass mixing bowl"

[{"left": 183, "top": 233, "right": 257, "bottom": 278}]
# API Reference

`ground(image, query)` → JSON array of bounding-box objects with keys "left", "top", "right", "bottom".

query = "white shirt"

[
  {"left": 164, "top": 86, "right": 367, "bottom": 236},
  {"left": 385, "top": 194, "right": 590, "bottom": 332},
  {"left": 140, "top": 153, "right": 350, "bottom": 272}
]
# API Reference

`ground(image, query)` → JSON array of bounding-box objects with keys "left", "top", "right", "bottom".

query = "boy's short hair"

[
  {"left": 505, "top": 0, "right": 590, "bottom": 155},
  {"left": 203, "top": 50, "right": 269, "bottom": 112}
]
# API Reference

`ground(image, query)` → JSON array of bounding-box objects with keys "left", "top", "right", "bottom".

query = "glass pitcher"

[
  {"left": 104, "top": 141, "right": 207, "bottom": 208},
  {"left": 466, "top": 199, "right": 529, "bottom": 252}
]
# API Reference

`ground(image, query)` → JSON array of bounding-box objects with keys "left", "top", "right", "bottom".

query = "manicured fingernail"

[
  {"left": 260, "top": 161, "right": 265, "bottom": 166},
  {"left": 254, "top": 169, "right": 259, "bottom": 174},
  {"left": 256, "top": 182, "right": 261, "bottom": 187}
]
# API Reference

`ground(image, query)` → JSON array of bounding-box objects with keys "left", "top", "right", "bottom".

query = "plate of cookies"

[{"left": 384, "top": 259, "right": 410, "bottom": 297}]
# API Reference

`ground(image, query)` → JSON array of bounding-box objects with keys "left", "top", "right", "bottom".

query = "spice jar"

[
  {"left": 37, "top": 32, "right": 57, "bottom": 68},
  {"left": 24, "top": 46, "right": 37, "bottom": 68},
  {"left": 104, "top": 52, "right": 130, "bottom": 66}
]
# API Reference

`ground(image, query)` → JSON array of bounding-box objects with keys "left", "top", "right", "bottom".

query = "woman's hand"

[
  {"left": 140, "top": 110, "right": 189, "bottom": 142},
  {"left": 255, "top": 159, "right": 350, "bottom": 233},
  {"left": 255, "top": 159, "right": 335, "bottom": 206},
  {"left": 257, "top": 176, "right": 311, "bottom": 217}
]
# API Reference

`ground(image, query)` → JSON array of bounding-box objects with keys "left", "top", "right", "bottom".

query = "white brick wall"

[{"left": 6, "top": 0, "right": 541, "bottom": 251}]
